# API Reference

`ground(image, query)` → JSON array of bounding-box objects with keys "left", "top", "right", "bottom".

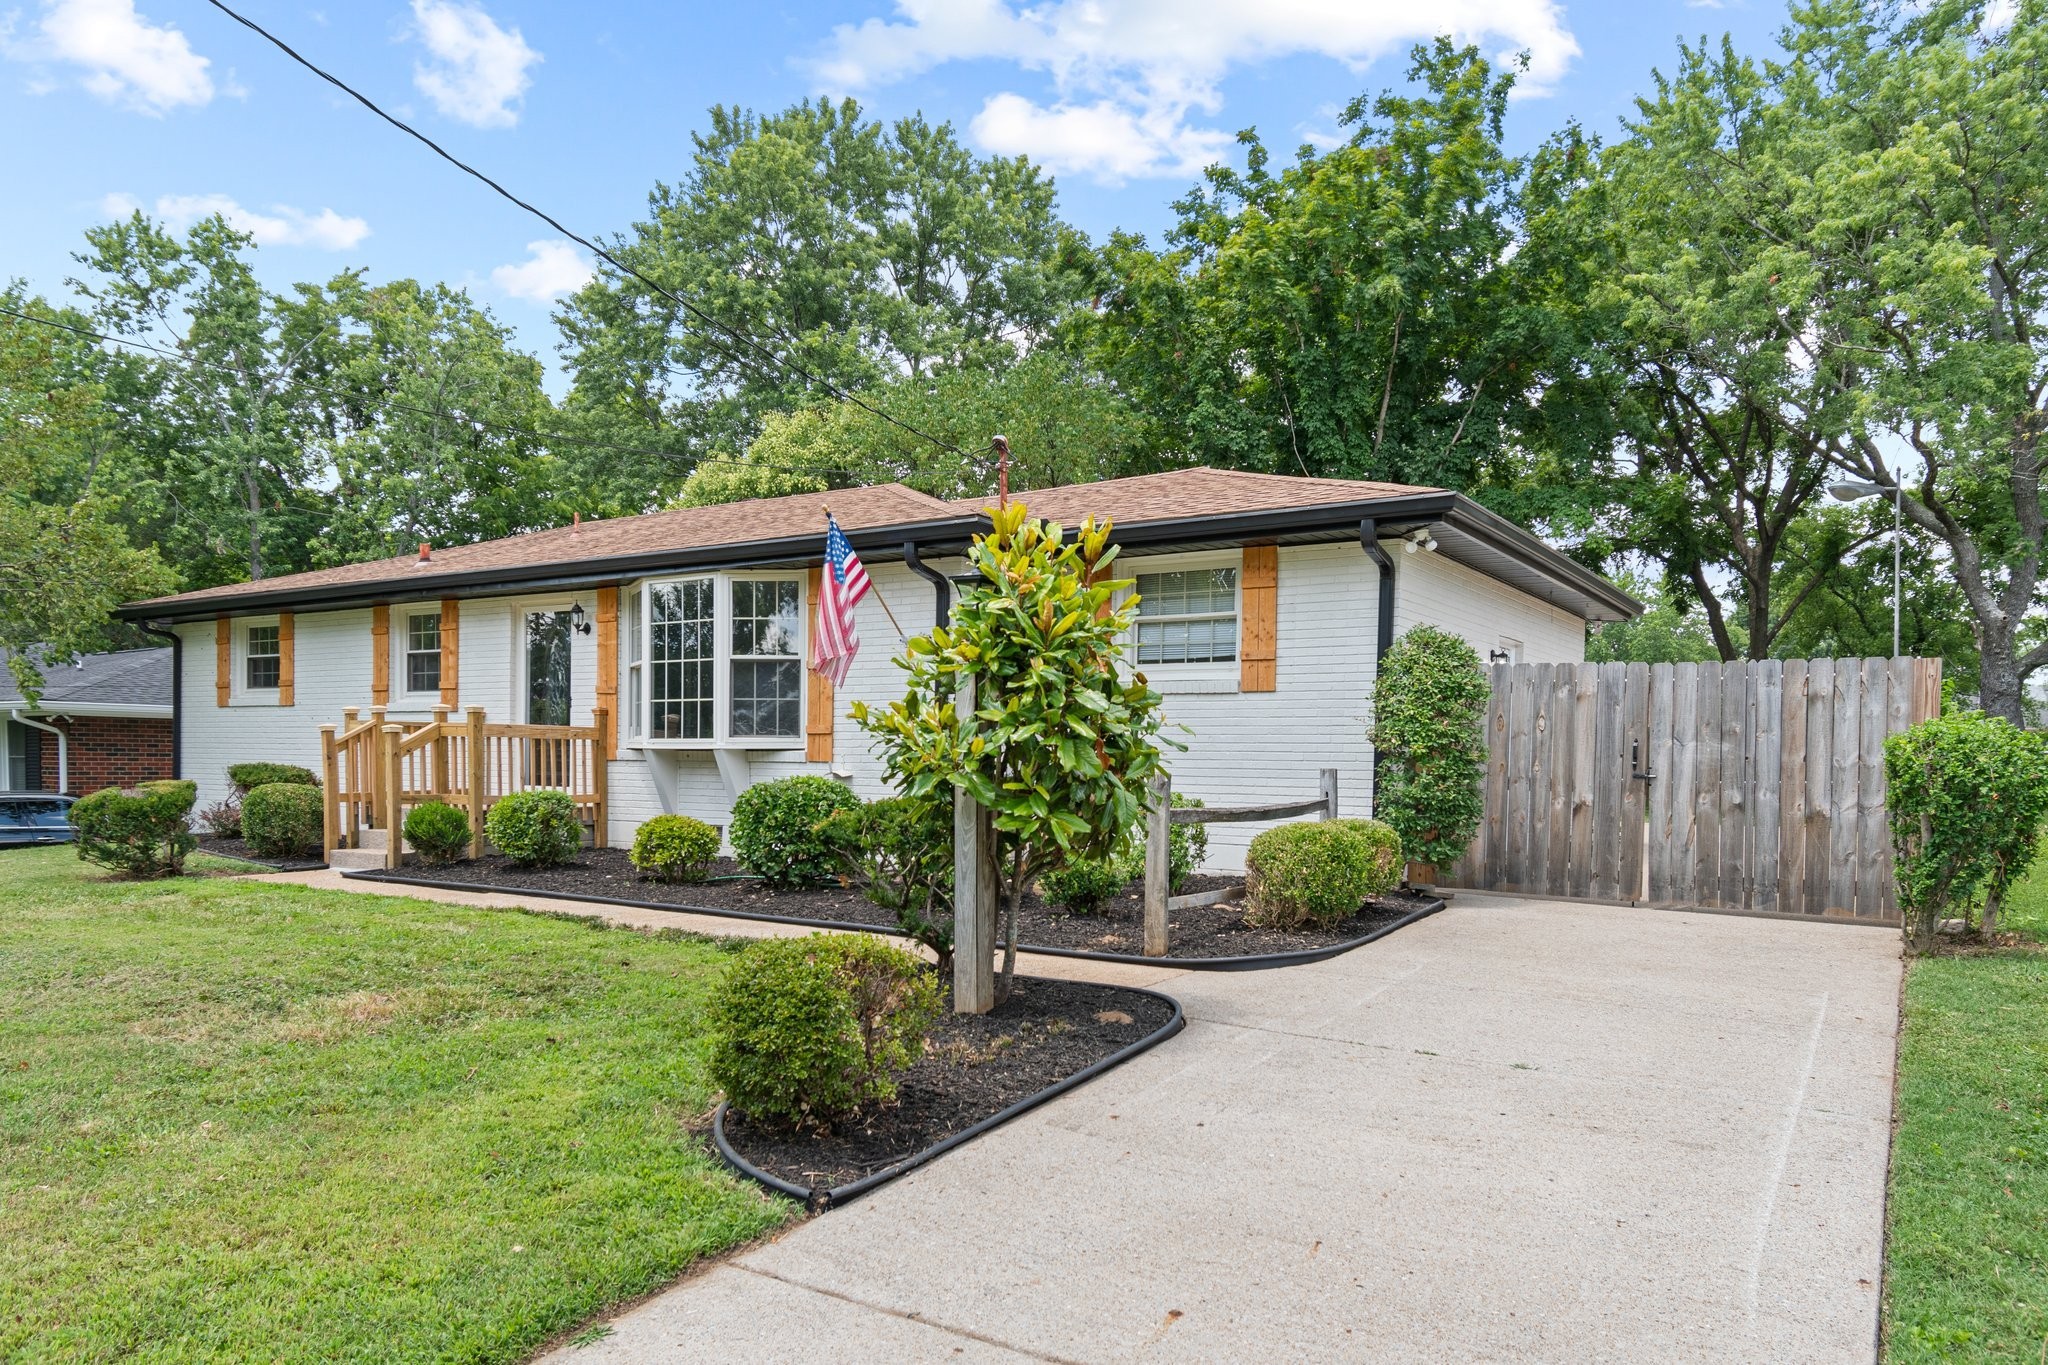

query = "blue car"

[{"left": 0, "top": 794, "right": 76, "bottom": 846}]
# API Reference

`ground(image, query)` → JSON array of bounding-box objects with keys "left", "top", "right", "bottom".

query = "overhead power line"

[
  {"left": 200, "top": 0, "right": 966, "bottom": 459},
  {"left": 0, "top": 304, "right": 866, "bottom": 484}
]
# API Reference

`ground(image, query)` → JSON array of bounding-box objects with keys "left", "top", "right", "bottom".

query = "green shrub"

[
  {"left": 630, "top": 814, "right": 721, "bottom": 883},
  {"left": 1167, "top": 792, "right": 1208, "bottom": 892},
  {"left": 1243, "top": 820, "right": 1398, "bottom": 929},
  {"left": 404, "top": 801, "right": 472, "bottom": 865},
  {"left": 729, "top": 776, "right": 860, "bottom": 889},
  {"left": 197, "top": 795, "right": 242, "bottom": 839},
  {"left": 1039, "top": 850, "right": 1135, "bottom": 914},
  {"left": 1330, "top": 818, "right": 1405, "bottom": 894},
  {"left": 241, "top": 783, "right": 324, "bottom": 859},
  {"left": 709, "top": 933, "right": 940, "bottom": 1129},
  {"left": 484, "top": 790, "right": 583, "bottom": 868},
  {"left": 226, "top": 762, "right": 319, "bottom": 794},
  {"left": 1887, "top": 709, "right": 2048, "bottom": 951},
  {"left": 816, "top": 796, "right": 954, "bottom": 969},
  {"left": 72, "top": 779, "right": 197, "bottom": 878},
  {"left": 1371, "top": 625, "right": 1488, "bottom": 869}
]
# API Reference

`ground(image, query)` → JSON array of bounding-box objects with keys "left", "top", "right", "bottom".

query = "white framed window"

[
  {"left": 1133, "top": 565, "right": 1239, "bottom": 664},
  {"left": 632, "top": 574, "right": 805, "bottom": 748},
  {"left": 401, "top": 610, "right": 441, "bottom": 696},
  {"left": 236, "top": 618, "right": 282, "bottom": 701}
]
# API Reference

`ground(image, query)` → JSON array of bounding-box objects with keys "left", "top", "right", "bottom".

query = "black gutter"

[
  {"left": 900, "top": 541, "right": 951, "bottom": 628},
  {"left": 134, "top": 620, "right": 181, "bottom": 779},
  {"left": 1359, "top": 519, "right": 1397, "bottom": 821}
]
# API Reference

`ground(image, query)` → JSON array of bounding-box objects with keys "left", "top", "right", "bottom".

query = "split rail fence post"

[
  {"left": 464, "top": 706, "right": 487, "bottom": 859},
  {"left": 1143, "top": 772, "right": 1171, "bottom": 957},
  {"left": 379, "top": 724, "right": 403, "bottom": 870},
  {"left": 953, "top": 673, "right": 996, "bottom": 1014},
  {"left": 1320, "top": 767, "right": 1339, "bottom": 820}
]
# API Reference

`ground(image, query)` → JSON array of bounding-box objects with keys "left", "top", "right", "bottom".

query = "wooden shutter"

[
  {"left": 370, "top": 604, "right": 390, "bottom": 705},
  {"left": 805, "top": 566, "right": 834, "bottom": 762},
  {"left": 215, "top": 615, "right": 231, "bottom": 706},
  {"left": 439, "top": 598, "right": 461, "bottom": 707},
  {"left": 595, "top": 587, "right": 619, "bottom": 759},
  {"left": 277, "top": 612, "right": 295, "bottom": 707},
  {"left": 1240, "top": 545, "right": 1278, "bottom": 692}
]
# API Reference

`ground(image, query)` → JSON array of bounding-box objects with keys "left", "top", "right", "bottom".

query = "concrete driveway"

[{"left": 550, "top": 896, "right": 1902, "bottom": 1364}]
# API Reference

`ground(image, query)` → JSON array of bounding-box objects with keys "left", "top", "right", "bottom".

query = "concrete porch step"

[{"left": 327, "top": 847, "right": 389, "bottom": 872}]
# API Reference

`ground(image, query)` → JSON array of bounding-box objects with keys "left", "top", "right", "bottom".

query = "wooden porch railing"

[{"left": 320, "top": 704, "right": 609, "bottom": 868}]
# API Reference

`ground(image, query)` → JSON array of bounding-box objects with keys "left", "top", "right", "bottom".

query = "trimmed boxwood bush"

[
  {"left": 729, "top": 775, "right": 860, "bottom": 889},
  {"left": 1243, "top": 819, "right": 1403, "bottom": 930},
  {"left": 241, "top": 782, "right": 324, "bottom": 859},
  {"left": 1039, "top": 850, "right": 1134, "bottom": 914},
  {"left": 73, "top": 779, "right": 197, "bottom": 878},
  {"left": 227, "top": 762, "right": 319, "bottom": 794},
  {"left": 709, "top": 933, "right": 940, "bottom": 1130},
  {"left": 404, "top": 800, "right": 472, "bottom": 865},
  {"left": 1167, "top": 792, "right": 1208, "bottom": 892},
  {"left": 484, "top": 790, "right": 582, "bottom": 868},
  {"left": 630, "top": 814, "right": 721, "bottom": 883}
]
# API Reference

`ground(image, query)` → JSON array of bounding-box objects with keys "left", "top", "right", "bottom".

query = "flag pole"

[{"left": 824, "top": 506, "right": 907, "bottom": 640}]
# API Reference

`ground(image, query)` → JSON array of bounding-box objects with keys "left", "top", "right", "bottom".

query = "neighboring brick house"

[{"left": 0, "top": 648, "right": 174, "bottom": 796}]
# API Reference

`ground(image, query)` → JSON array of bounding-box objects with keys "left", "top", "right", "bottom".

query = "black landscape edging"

[
  {"left": 340, "top": 869, "right": 1446, "bottom": 969},
  {"left": 711, "top": 984, "right": 1187, "bottom": 1212},
  {"left": 196, "top": 839, "right": 326, "bottom": 873}
]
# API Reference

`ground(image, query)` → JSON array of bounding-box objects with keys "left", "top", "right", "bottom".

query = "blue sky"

[{"left": 2, "top": 0, "right": 1792, "bottom": 382}]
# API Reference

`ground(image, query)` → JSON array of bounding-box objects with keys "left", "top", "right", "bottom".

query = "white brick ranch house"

[{"left": 116, "top": 468, "right": 1639, "bottom": 869}]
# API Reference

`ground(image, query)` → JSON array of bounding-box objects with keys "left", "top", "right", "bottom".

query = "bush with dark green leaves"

[
  {"left": 1166, "top": 792, "right": 1208, "bottom": 891},
  {"left": 241, "top": 782, "right": 324, "bottom": 859},
  {"left": 816, "top": 796, "right": 954, "bottom": 969},
  {"left": 226, "top": 762, "right": 319, "bottom": 794},
  {"left": 72, "top": 779, "right": 197, "bottom": 878},
  {"left": 1244, "top": 819, "right": 1402, "bottom": 930},
  {"left": 1371, "top": 625, "right": 1487, "bottom": 870},
  {"left": 403, "top": 800, "right": 472, "bottom": 865},
  {"left": 729, "top": 775, "right": 860, "bottom": 889},
  {"left": 484, "top": 790, "right": 583, "bottom": 868},
  {"left": 1039, "top": 849, "right": 1135, "bottom": 914},
  {"left": 630, "top": 814, "right": 721, "bottom": 883},
  {"left": 708, "top": 933, "right": 940, "bottom": 1129},
  {"left": 1886, "top": 709, "right": 2048, "bottom": 951}
]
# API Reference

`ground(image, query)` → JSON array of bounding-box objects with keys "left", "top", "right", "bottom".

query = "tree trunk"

[
  {"left": 994, "top": 876, "right": 1024, "bottom": 1006},
  {"left": 1976, "top": 617, "right": 2025, "bottom": 725}
]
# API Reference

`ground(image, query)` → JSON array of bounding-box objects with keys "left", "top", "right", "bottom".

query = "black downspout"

[
  {"left": 1359, "top": 519, "right": 1397, "bottom": 818},
  {"left": 902, "top": 542, "right": 951, "bottom": 627},
  {"left": 136, "top": 620, "right": 182, "bottom": 780}
]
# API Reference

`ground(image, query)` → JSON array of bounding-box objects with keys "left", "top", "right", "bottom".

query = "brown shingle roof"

[
  {"left": 952, "top": 467, "right": 1437, "bottom": 527},
  {"left": 133, "top": 483, "right": 957, "bottom": 610}
]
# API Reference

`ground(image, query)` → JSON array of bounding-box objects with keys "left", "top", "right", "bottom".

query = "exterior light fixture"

[{"left": 569, "top": 602, "right": 593, "bottom": 636}]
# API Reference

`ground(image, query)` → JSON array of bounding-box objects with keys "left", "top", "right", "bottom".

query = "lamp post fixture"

[{"left": 1827, "top": 477, "right": 1902, "bottom": 658}]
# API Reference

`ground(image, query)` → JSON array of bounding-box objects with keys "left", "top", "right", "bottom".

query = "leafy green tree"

[
  {"left": 1370, "top": 626, "right": 1488, "bottom": 871},
  {"left": 1766, "top": 512, "right": 1978, "bottom": 686},
  {"left": 854, "top": 503, "right": 1173, "bottom": 1006}
]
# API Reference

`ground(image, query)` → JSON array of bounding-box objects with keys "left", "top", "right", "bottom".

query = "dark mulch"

[
  {"left": 355, "top": 847, "right": 1437, "bottom": 959},
  {"left": 721, "top": 977, "right": 1174, "bottom": 1192},
  {"left": 194, "top": 836, "right": 325, "bottom": 872}
]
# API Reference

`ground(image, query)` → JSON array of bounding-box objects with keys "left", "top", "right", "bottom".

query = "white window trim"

[
  {"left": 232, "top": 615, "right": 283, "bottom": 706},
  {"left": 1121, "top": 549, "right": 1244, "bottom": 689},
  {"left": 629, "top": 572, "right": 808, "bottom": 751},
  {"left": 395, "top": 607, "right": 444, "bottom": 703}
]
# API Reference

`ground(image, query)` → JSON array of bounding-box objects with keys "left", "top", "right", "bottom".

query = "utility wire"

[
  {"left": 0, "top": 304, "right": 868, "bottom": 484},
  {"left": 201, "top": 0, "right": 966, "bottom": 458}
]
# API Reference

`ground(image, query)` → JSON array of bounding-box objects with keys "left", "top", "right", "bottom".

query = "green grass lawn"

[
  {"left": 0, "top": 847, "right": 789, "bottom": 1362},
  {"left": 1884, "top": 856, "right": 2048, "bottom": 1362}
]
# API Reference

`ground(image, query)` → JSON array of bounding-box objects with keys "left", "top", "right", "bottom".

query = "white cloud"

[
  {"left": 104, "top": 192, "right": 371, "bottom": 249},
  {"left": 8, "top": 0, "right": 214, "bottom": 114},
  {"left": 811, "top": 0, "right": 1581, "bottom": 181},
  {"left": 409, "top": 0, "right": 539, "bottom": 129},
  {"left": 490, "top": 240, "right": 593, "bottom": 302}
]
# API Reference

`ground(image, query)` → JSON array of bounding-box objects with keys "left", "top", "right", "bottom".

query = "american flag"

[{"left": 811, "top": 513, "right": 871, "bottom": 687}]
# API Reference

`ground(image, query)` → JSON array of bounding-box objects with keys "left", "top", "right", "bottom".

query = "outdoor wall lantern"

[{"left": 569, "top": 602, "right": 594, "bottom": 636}]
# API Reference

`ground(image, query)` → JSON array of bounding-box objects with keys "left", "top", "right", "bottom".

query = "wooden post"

[
  {"left": 380, "top": 724, "right": 403, "bottom": 870},
  {"left": 952, "top": 674, "right": 996, "bottom": 1014},
  {"left": 320, "top": 724, "right": 340, "bottom": 857},
  {"left": 1320, "top": 767, "right": 1339, "bottom": 820},
  {"left": 340, "top": 708, "right": 360, "bottom": 846},
  {"left": 431, "top": 705, "right": 451, "bottom": 798},
  {"left": 591, "top": 707, "right": 610, "bottom": 848},
  {"left": 465, "top": 706, "right": 487, "bottom": 859},
  {"left": 1143, "top": 772, "right": 1171, "bottom": 957}
]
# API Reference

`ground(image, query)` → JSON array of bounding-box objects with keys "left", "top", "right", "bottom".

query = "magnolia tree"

[
  {"left": 1371, "top": 625, "right": 1489, "bottom": 873},
  {"left": 854, "top": 502, "right": 1173, "bottom": 1005}
]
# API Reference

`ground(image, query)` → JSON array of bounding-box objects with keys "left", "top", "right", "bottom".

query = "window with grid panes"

[{"left": 1133, "top": 567, "right": 1238, "bottom": 663}]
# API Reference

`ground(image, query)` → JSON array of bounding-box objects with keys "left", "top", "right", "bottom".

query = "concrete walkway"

[{"left": 529, "top": 895, "right": 1903, "bottom": 1364}]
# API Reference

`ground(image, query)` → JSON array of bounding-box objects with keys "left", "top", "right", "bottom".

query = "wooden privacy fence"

[
  {"left": 320, "top": 704, "right": 609, "bottom": 868},
  {"left": 1440, "top": 657, "right": 1941, "bottom": 921}
]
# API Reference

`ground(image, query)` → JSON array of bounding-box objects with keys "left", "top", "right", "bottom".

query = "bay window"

[{"left": 635, "top": 575, "right": 803, "bottom": 746}]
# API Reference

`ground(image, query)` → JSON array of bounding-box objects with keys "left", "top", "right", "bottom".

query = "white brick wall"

[{"left": 1393, "top": 548, "right": 1586, "bottom": 665}]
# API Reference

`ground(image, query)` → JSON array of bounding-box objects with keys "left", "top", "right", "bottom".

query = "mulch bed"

[
  {"left": 352, "top": 847, "right": 1438, "bottom": 960},
  {"left": 719, "top": 977, "right": 1176, "bottom": 1195},
  {"left": 194, "top": 836, "right": 325, "bottom": 872}
]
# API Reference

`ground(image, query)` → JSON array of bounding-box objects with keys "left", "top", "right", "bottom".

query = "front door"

[{"left": 524, "top": 610, "right": 574, "bottom": 726}]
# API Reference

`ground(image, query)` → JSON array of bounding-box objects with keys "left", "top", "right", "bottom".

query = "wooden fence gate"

[{"left": 1440, "top": 657, "right": 1942, "bottom": 921}]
